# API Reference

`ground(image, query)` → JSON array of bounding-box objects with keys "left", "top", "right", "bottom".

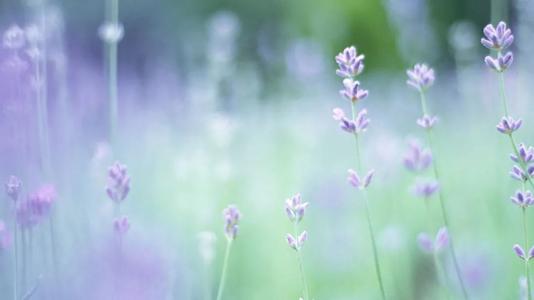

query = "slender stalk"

[
  {"left": 293, "top": 222, "right": 310, "bottom": 300},
  {"left": 106, "top": 0, "right": 120, "bottom": 143},
  {"left": 21, "top": 229, "right": 26, "bottom": 294},
  {"left": 13, "top": 219, "right": 18, "bottom": 300},
  {"left": 350, "top": 102, "right": 386, "bottom": 300},
  {"left": 433, "top": 252, "right": 451, "bottom": 300},
  {"left": 418, "top": 91, "right": 469, "bottom": 299},
  {"left": 215, "top": 240, "right": 232, "bottom": 300},
  {"left": 522, "top": 207, "right": 532, "bottom": 300}
]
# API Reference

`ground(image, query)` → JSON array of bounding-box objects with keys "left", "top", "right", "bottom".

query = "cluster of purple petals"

[
  {"left": 223, "top": 205, "right": 241, "bottom": 240},
  {"left": 335, "top": 46, "right": 364, "bottom": 78},
  {"left": 413, "top": 180, "right": 440, "bottom": 199},
  {"left": 106, "top": 161, "right": 131, "bottom": 204},
  {"left": 347, "top": 169, "right": 374, "bottom": 190},
  {"left": 497, "top": 116, "right": 522, "bottom": 134},
  {"left": 16, "top": 184, "right": 57, "bottom": 229},
  {"left": 285, "top": 193, "right": 309, "bottom": 251},
  {"left": 513, "top": 244, "right": 534, "bottom": 261},
  {"left": 510, "top": 191, "right": 534, "bottom": 208},
  {"left": 406, "top": 64, "right": 435, "bottom": 92},
  {"left": 114, "top": 216, "right": 131, "bottom": 236},
  {"left": 332, "top": 108, "right": 370, "bottom": 134},
  {"left": 481, "top": 22, "right": 514, "bottom": 72},
  {"left": 417, "top": 227, "right": 449, "bottom": 254},
  {"left": 403, "top": 140, "right": 432, "bottom": 172},
  {"left": 417, "top": 115, "right": 438, "bottom": 129},
  {"left": 509, "top": 144, "right": 534, "bottom": 182},
  {"left": 287, "top": 231, "right": 308, "bottom": 251}
]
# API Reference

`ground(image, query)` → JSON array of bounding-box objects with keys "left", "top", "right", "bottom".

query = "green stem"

[
  {"left": 215, "top": 240, "right": 233, "bottom": 300},
  {"left": 350, "top": 102, "right": 386, "bottom": 300},
  {"left": 106, "top": 0, "right": 120, "bottom": 143},
  {"left": 13, "top": 219, "right": 18, "bottom": 300},
  {"left": 433, "top": 252, "right": 451, "bottom": 300},
  {"left": 418, "top": 91, "right": 469, "bottom": 300},
  {"left": 498, "top": 72, "right": 510, "bottom": 117},
  {"left": 293, "top": 222, "right": 310, "bottom": 300},
  {"left": 523, "top": 207, "right": 532, "bottom": 300}
]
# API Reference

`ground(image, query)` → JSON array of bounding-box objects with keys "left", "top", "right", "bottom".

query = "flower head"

[
  {"left": 5, "top": 175, "right": 22, "bottom": 202},
  {"left": 335, "top": 46, "right": 365, "bottom": 78},
  {"left": 510, "top": 190, "right": 534, "bottom": 208},
  {"left": 481, "top": 21, "right": 514, "bottom": 51},
  {"left": 484, "top": 52, "right": 513, "bottom": 72},
  {"left": 417, "top": 115, "right": 438, "bottom": 129},
  {"left": 347, "top": 169, "right": 374, "bottom": 189},
  {"left": 106, "top": 162, "right": 131, "bottom": 204},
  {"left": 497, "top": 116, "right": 522, "bottom": 134},
  {"left": 510, "top": 144, "right": 534, "bottom": 164},
  {"left": 413, "top": 180, "right": 439, "bottom": 198},
  {"left": 407, "top": 64, "right": 435, "bottom": 91},
  {"left": 114, "top": 216, "right": 130, "bottom": 236},
  {"left": 403, "top": 140, "right": 432, "bottom": 172},
  {"left": 340, "top": 78, "right": 368, "bottom": 102},
  {"left": 3, "top": 25, "right": 26, "bottom": 50},
  {"left": 285, "top": 193, "right": 309, "bottom": 223},
  {"left": 513, "top": 244, "right": 534, "bottom": 261},
  {"left": 286, "top": 231, "right": 308, "bottom": 251},
  {"left": 223, "top": 205, "right": 241, "bottom": 240},
  {"left": 510, "top": 165, "right": 529, "bottom": 182},
  {"left": 417, "top": 227, "right": 449, "bottom": 254},
  {"left": 28, "top": 184, "right": 57, "bottom": 218}
]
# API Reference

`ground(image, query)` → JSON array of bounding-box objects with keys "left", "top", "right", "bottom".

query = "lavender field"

[{"left": 1, "top": 0, "right": 533, "bottom": 299}]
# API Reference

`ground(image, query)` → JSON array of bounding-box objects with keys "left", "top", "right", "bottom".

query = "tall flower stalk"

[
  {"left": 481, "top": 21, "right": 534, "bottom": 300},
  {"left": 332, "top": 46, "right": 386, "bottom": 299},
  {"left": 285, "top": 193, "right": 310, "bottom": 300},
  {"left": 5, "top": 176, "right": 22, "bottom": 300},
  {"left": 216, "top": 205, "right": 240, "bottom": 300}
]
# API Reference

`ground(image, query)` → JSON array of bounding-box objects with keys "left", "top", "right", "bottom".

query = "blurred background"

[{"left": 0, "top": 0, "right": 533, "bottom": 299}]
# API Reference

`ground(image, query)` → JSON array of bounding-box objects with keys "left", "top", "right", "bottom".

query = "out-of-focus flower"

[
  {"left": 286, "top": 231, "right": 308, "bottom": 251},
  {"left": 114, "top": 216, "right": 130, "bottom": 236},
  {"left": 484, "top": 52, "right": 513, "bottom": 72},
  {"left": 347, "top": 169, "right": 374, "bottom": 190},
  {"left": 413, "top": 180, "right": 439, "bottom": 198},
  {"left": 223, "top": 205, "right": 240, "bottom": 240},
  {"left": 285, "top": 193, "right": 309, "bottom": 223},
  {"left": 28, "top": 184, "right": 57, "bottom": 218},
  {"left": 510, "top": 190, "right": 534, "bottom": 208},
  {"left": 481, "top": 21, "right": 514, "bottom": 50},
  {"left": 5, "top": 175, "right": 22, "bottom": 202},
  {"left": 403, "top": 140, "right": 432, "bottom": 172},
  {"left": 497, "top": 116, "right": 522, "bottom": 134},
  {"left": 16, "top": 200, "right": 39, "bottom": 229},
  {"left": 417, "top": 227, "right": 449, "bottom": 254},
  {"left": 3, "top": 25, "right": 26, "bottom": 50},
  {"left": 417, "top": 115, "right": 438, "bottom": 129},
  {"left": 335, "top": 46, "right": 365, "bottom": 78},
  {"left": 106, "top": 162, "right": 131, "bottom": 204},
  {"left": 406, "top": 64, "right": 435, "bottom": 91},
  {"left": 0, "top": 220, "right": 12, "bottom": 250},
  {"left": 197, "top": 231, "right": 217, "bottom": 265},
  {"left": 98, "top": 22, "right": 124, "bottom": 44},
  {"left": 340, "top": 78, "right": 369, "bottom": 102}
]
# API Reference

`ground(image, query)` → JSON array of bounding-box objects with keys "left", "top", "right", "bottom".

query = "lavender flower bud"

[
  {"left": 114, "top": 216, "right": 130, "bottom": 236},
  {"left": 340, "top": 78, "right": 369, "bottom": 102},
  {"left": 484, "top": 52, "right": 513, "bottom": 72},
  {"left": 347, "top": 169, "right": 374, "bottom": 189},
  {"left": 480, "top": 21, "right": 514, "bottom": 50},
  {"left": 510, "top": 165, "right": 528, "bottom": 182},
  {"left": 286, "top": 231, "right": 308, "bottom": 251},
  {"left": 5, "top": 175, "right": 22, "bottom": 202},
  {"left": 510, "top": 144, "right": 534, "bottom": 164},
  {"left": 497, "top": 116, "right": 522, "bottom": 134},
  {"left": 403, "top": 140, "right": 432, "bottom": 172},
  {"left": 285, "top": 193, "right": 309, "bottom": 223},
  {"left": 223, "top": 205, "right": 241, "bottom": 240},
  {"left": 354, "top": 109, "right": 370, "bottom": 133},
  {"left": 434, "top": 227, "right": 449, "bottom": 252},
  {"left": 0, "top": 220, "right": 12, "bottom": 251},
  {"left": 106, "top": 161, "right": 131, "bottom": 204},
  {"left": 3, "top": 25, "right": 25, "bottom": 50},
  {"left": 340, "top": 117, "right": 356, "bottom": 133},
  {"left": 416, "top": 115, "right": 438, "bottom": 129},
  {"left": 406, "top": 64, "right": 435, "bottom": 91},
  {"left": 413, "top": 180, "right": 440, "bottom": 198},
  {"left": 514, "top": 244, "right": 526, "bottom": 260},
  {"left": 417, "top": 228, "right": 449, "bottom": 254},
  {"left": 335, "top": 46, "right": 365, "bottom": 78},
  {"left": 417, "top": 233, "right": 434, "bottom": 253},
  {"left": 510, "top": 190, "right": 534, "bottom": 208}
]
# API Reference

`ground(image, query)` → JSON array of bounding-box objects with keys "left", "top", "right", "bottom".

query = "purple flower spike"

[
  {"left": 403, "top": 140, "right": 432, "bottom": 172},
  {"left": 106, "top": 161, "right": 131, "bottom": 204},
  {"left": 0, "top": 220, "right": 12, "bottom": 251},
  {"left": 347, "top": 169, "right": 374, "bottom": 189},
  {"left": 335, "top": 46, "right": 365, "bottom": 78},
  {"left": 514, "top": 244, "right": 526, "bottom": 260},
  {"left": 332, "top": 108, "right": 345, "bottom": 121},
  {"left": 407, "top": 64, "right": 435, "bottom": 91},
  {"left": 510, "top": 165, "right": 528, "bottom": 182},
  {"left": 417, "top": 233, "right": 433, "bottom": 253},
  {"left": 3, "top": 25, "right": 25, "bottom": 50},
  {"left": 5, "top": 175, "right": 22, "bottom": 202},
  {"left": 223, "top": 205, "right": 241, "bottom": 240},
  {"left": 114, "top": 216, "right": 130, "bottom": 236},
  {"left": 481, "top": 21, "right": 514, "bottom": 50},
  {"left": 355, "top": 109, "right": 370, "bottom": 133},
  {"left": 510, "top": 190, "right": 534, "bottom": 208},
  {"left": 340, "top": 78, "right": 369, "bottom": 102},
  {"left": 497, "top": 116, "right": 522, "bottom": 134},
  {"left": 340, "top": 117, "right": 357, "bottom": 134},
  {"left": 413, "top": 180, "right": 440, "bottom": 198},
  {"left": 510, "top": 144, "right": 534, "bottom": 164},
  {"left": 286, "top": 231, "right": 308, "bottom": 251},
  {"left": 484, "top": 52, "right": 513, "bottom": 72},
  {"left": 285, "top": 193, "right": 309, "bottom": 223},
  {"left": 417, "top": 115, "right": 438, "bottom": 129},
  {"left": 28, "top": 184, "right": 57, "bottom": 218},
  {"left": 434, "top": 227, "right": 449, "bottom": 252}
]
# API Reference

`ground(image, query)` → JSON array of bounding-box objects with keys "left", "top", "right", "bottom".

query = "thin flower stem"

[
  {"left": 433, "top": 252, "right": 451, "bottom": 300},
  {"left": 106, "top": 0, "right": 120, "bottom": 143},
  {"left": 522, "top": 207, "right": 532, "bottom": 300},
  {"left": 216, "top": 239, "right": 233, "bottom": 300},
  {"left": 13, "top": 219, "right": 18, "bottom": 300},
  {"left": 418, "top": 91, "right": 469, "bottom": 300},
  {"left": 498, "top": 72, "right": 510, "bottom": 117},
  {"left": 293, "top": 222, "right": 310, "bottom": 300},
  {"left": 350, "top": 102, "right": 387, "bottom": 300}
]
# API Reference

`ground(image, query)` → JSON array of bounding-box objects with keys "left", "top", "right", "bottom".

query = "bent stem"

[
  {"left": 418, "top": 91, "right": 469, "bottom": 299},
  {"left": 294, "top": 222, "right": 310, "bottom": 300},
  {"left": 350, "top": 102, "right": 386, "bottom": 300},
  {"left": 215, "top": 239, "right": 233, "bottom": 300}
]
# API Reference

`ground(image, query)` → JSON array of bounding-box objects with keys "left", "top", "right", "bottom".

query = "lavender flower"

[
  {"left": 114, "top": 216, "right": 130, "bottom": 236},
  {"left": 497, "top": 116, "right": 522, "bottom": 134},
  {"left": 285, "top": 193, "right": 309, "bottom": 223},
  {"left": 511, "top": 191, "right": 534, "bottom": 208},
  {"left": 223, "top": 205, "right": 240, "bottom": 240},
  {"left": 407, "top": 64, "right": 435, "bottom": 91},
  {"left": 339, "top": 118, "right": 356, "bottom": 133},
  {"left": 3, "top": 25, "right": 25, "bottom": 50},
  {"left": 511, "top": 144, "right": 534, "bottom": 164},
  {"left": 340, "top": 78, "right": 369, "bottom": 102},
  {"left": 403, "top": 140, "right": 432, "bottom": 172},
  {"left": 0, "top": 220, "right": 12, "bottom": 250},
  {"left": 416, "top": 114, "right": 438, "bottom": 129},
  {"left": 510, "top": 165, "right": 529, "bottom": 182},
  {"left": 484, "top": 52, "right": 513, "bottom": 72},
  {"left": 335, "top": 46, "right": 365, "bottom": 78},
  {"left": 417, "top": 227, "right": 449, "bottom": 254},
  {"left": 287, "top": 231, "right": 308, "bottom": 251},
  {"left": 332, "top": 108, "right": 345, "bottom": 121},
  {"left": 5, "top": 175, "right": 22, "bottom": 202},
  {"left": 413, "top": 180, "right": 440, "bottom": 198},
  {"left": 106, "top": 161, "right": 131, "bottom": 204},
  {"left": 28, "top": 184, "right": 57, "bottom": 218},
  {"left": 332, "top": 108, "right": 370, "bottom": 134},
  {"left": 347, "top": 169, "right": 374, "bottom": 190},
  {"left": 481, "top": 21, "right": 514, "bottom": 50},
  {"left": 513, "top": 244, "right": 534, "bottom": 261}
]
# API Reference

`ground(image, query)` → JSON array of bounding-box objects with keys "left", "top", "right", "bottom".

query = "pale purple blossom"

[
  {"left": 403, "top": 140, "right": 432, "bottom": 172},
  {"left": 3, "top": 25, "right": 25, "bottom": 50},
  {"left": 28, "top": 184, "right": 57, "bottom": 218},
  {"left": 286, "top": 231, "right": 308, "bottom": 251},
  {"left": 332, "top": 108, "right": 345, "bottom": 121},
  {"left": 285, "top": 193, "right": 309, "bottom": 223},
  {"left": 223, "top": 205, "right": 240, "bottom": 240},
  {"left": 413, "top": 180, "right": 439, "bottom": 198},
  {"left": 510, "top": 165, "right": 529, "bottom": 182},
  {"left": 513, "top": 244, "right": 528, "bottom": 260},
  {"left": 481, "top": 21, "right": 514, "bottom": 50},
  {"left": 106, "top": 162, "right": 131, "bottom": 204},
  {"left": 333, "top": 108, "right": 370, "bottom": 134},
  {"left": 497, "top": 116, "right": 522, "bottom": 134},
  {"left": 407, "top": 64, "right": 435, "bottom": 91},
  {"left": 416, "top": 115, "right": 438, "bottom": 129},
  {"left": 339, "top": 118, "right": 356, "bottom": 133},
  {"left": 5, "top": 175, "right": 22, "bottom": 202},
  {"left": 335, "top": 46, "right": 365, "bottom": 78},
  {"left": 114, "top": 216, "right": 130, "bottom": 236},
  {"left": 510, "top": 190, "right": 534, "bottom": 208},
  {"left": 484, "top": 52, "right": 513, "bottom": 72},
  {"left": 417, "top": 227, "right": 449, "bottom": 254},
  {"left": 510, "top": 144, "right": 534, "bottom": 164},
  {"left": 347, "top": 169, "right": 374, "bottom": 189},
  {"left": 340, "top": 78, "right": 368, "bottom": 102}
]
